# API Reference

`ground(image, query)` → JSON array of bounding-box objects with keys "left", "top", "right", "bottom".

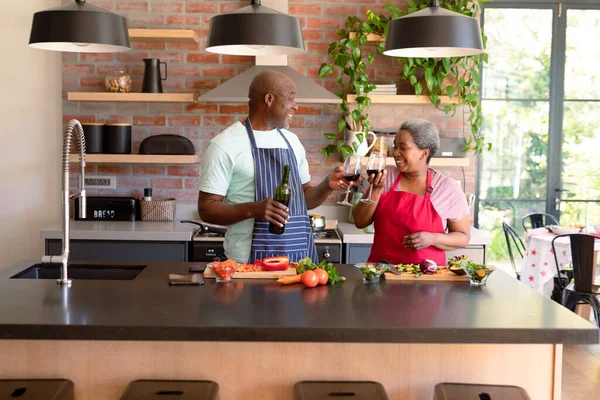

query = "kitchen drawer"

[
  {"left": 46, "top": 240, "right": 188, "bottom": 262},
  {"left": 344, "top": 244, "right": 372, "bottom": 264}
]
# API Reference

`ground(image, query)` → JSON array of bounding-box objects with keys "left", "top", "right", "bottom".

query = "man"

[{"left": 198, "top": 70, "right": 350, "bottom": 263}]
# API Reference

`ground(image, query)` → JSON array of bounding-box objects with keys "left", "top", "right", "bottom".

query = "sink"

[{"left": 11, "top": 263, "right": 146, "bottom": 280}]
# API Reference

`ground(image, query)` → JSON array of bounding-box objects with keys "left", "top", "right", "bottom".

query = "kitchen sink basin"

[{"left": 10, "top": 263, "right": 146, "bottom": 280}]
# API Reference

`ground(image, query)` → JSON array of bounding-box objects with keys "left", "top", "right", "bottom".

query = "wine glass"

[
  {"left": 361, "top": 152, "right": 386, "bottom": 204},
  {"left": 337, "top": 155, "right": 362, "bottom": 206}
]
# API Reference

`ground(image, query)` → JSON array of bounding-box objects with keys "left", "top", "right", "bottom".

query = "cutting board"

[
  {"left": 203, "top": 267, "right": 297, "bottom": 280},
  {"left": 384, "top": 268, "right": 469, "bottom": 281}
]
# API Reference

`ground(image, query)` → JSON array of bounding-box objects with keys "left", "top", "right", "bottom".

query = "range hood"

[
  {"left": 198, "top": 0, "right": 340, "bottom": 104},
  {"left": 198, "top": 65, "right": 341, "bottom": 104}
]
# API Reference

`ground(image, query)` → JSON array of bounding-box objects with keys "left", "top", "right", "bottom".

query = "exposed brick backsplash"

[{"left": 65, "top": 0, "right": 476, "bottom": 206}]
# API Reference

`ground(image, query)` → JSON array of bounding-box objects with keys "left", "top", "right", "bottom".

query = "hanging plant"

[{"left": 319, "top": 0, "right": 491, "bottom": 157}]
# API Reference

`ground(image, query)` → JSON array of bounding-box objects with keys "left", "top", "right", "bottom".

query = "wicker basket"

[{"left": 140, "top": 198, "right": 176, "bottom": 221}]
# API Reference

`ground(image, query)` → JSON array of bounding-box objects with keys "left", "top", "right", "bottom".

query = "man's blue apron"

[{"left": 244, "top": 118, "right": 318, "bottom": 263}]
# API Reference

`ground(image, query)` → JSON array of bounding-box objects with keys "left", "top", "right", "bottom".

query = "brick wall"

[{"left": 64, "top": 0, "right": 476, "bottom": 207}]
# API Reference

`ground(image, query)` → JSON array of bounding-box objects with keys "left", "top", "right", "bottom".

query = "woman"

[{"left": 353, "top": 118, "right": 471, "bottom": 265}]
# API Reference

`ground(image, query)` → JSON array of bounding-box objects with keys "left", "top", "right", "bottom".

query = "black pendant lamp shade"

[
  {"left": 384, "top": 0, "right": 483, "bottom": 58},
  {"left": 206, "top": 0, "right": 305, "bottom": 56},
  {"left": 29, "top": 0, "right": 130, "bottom": 53}
]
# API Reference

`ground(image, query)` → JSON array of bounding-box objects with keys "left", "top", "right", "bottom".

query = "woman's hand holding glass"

[{"left": 361, "top": 152, "right": 386, "bottom": 204}]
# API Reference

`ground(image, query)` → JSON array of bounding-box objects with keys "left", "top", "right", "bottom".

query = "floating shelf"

[
  {"left": 67, "top": 92, "right": 197, "bottom": 103},
  {"left": 362, "top": 157, "right": 469, "bottom": 168},
  {"left": 348, "top": 32, "right": 384, "bottom": 43},
  {"left": 128, "top": 28, "right": 199, "bottom": 44},
  {"left": 347, "top": 94, "right": 459, "bottom": 105},
  {"left": 70, "top": 154, "right": 198, "bottom": 164}
]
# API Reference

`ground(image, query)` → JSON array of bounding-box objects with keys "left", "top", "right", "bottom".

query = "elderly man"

[{"left": 198, "top": 70, "right": 350, "bottom": 263}]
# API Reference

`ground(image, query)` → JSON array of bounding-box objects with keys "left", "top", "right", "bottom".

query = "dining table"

[{"left": 521, "top": 227, "right": 600, "bottom": 297}]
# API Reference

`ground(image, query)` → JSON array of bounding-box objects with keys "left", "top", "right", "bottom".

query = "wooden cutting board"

[
  {"left": 204, "top": 267, "right": 297, "bottom": 280},
  {"left": 384, "top": 268, "right": 469, "bottom": 281}
]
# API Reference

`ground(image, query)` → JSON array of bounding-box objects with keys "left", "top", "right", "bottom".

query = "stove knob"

[{"left": 322, "top": 246, "right": 330, "bottom": 260}]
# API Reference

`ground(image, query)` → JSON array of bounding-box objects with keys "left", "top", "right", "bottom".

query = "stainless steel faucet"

[{"left": 41, "top": 119, "right": 87, "bottom": 286}]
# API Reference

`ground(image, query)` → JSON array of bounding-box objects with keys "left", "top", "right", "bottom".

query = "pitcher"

[
  {"left": 345, "top": 130, "right": 376, "bottom": 157},
  {"left": 142, "top": 58, "right": 167, "bottom": 93}
]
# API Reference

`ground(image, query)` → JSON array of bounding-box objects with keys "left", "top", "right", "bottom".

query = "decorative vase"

[{"left": 345, "top": 130, "right": 376, "bottom": 157}]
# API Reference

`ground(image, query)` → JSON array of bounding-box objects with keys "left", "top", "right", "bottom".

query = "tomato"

[
  {"left": 301, "top": 270, "right": 319, "bottom": 288},
  {"left": 314, "top": 268, "right": 329, "bottom": 285},
  {"left": 260, "top": 256, "right": 289, "bottom": 271}
]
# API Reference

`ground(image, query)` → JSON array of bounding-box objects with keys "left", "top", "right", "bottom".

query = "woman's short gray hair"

[{"left": 399, "top": 118, "right": 440, "bottom": 163}]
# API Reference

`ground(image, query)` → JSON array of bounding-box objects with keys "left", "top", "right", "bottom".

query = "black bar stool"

[
  {"left": 295, "top": 381, "right": 389, "bottom": 399},
  {"left": 120, "top": 380, "right": 218, "bottom": 400},
  {"left": 0, "top": 379, "right": 73, "bottom": 400},
  {"left": 434, "top": 383, "right": 531, "bottom": 400}
]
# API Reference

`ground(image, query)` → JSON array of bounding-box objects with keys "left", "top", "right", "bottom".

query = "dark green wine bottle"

[{"left": 269, "top": 165, "right": 291, "bottom": 235}]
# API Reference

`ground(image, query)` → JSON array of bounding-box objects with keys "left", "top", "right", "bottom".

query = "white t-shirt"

[{"left": 199, "top": 121, "right": 311, "bottom": 262}]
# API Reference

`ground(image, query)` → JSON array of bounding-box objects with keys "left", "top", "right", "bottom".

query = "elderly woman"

[{"left": 353, "top": 118, "right": 471, "bottom": 265}]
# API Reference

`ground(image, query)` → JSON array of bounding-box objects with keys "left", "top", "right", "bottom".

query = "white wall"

[{"left": 0, "top": 1, "right": 62, "bottom": 267}]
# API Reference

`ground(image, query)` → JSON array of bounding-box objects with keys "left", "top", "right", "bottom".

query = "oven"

[{"left": 191, "top": 228, "right": 342, "bottom": 263}]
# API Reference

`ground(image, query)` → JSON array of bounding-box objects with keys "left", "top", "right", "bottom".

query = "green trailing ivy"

[{"left": 318, "top": 0, "right": 492, "bottom": 156}]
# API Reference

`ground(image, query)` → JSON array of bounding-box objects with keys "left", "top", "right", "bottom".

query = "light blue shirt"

[{"left": 199, "top": 121, "right": 311, "bottom": 262}]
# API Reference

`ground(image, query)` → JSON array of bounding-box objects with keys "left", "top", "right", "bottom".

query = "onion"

[{"left": 419, "top": 259, "right": 438, "bottom": 275}]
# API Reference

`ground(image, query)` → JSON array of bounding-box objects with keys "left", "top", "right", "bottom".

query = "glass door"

[
  {"left": 555, "top": 7, "right": 600, "bottom": 228},
  {"left": 478, "top": 6, "right": 554, "bottom": 262}
]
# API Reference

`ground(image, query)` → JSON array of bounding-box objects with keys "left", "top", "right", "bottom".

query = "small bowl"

[
  {"left": 461, "top": 264, "right": 495, "bottom": 286},
  {"left": 354, "top": 263, "right": 387, "bottom": 283},
  {"left": 448, "top": 266, "right": 467, "bottom": 276},
  {"left": 207, "top": 261, "right": 239, "bottom": 283}
]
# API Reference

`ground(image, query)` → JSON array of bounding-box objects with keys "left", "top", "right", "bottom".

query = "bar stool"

[
  {"left": 434, "top": 383, "right": 530, "bottom": 400},
  {"left": 0, "top": 379, "right": 73, "bottom": 400},
  {"left": 295, "top": 381, "right": 389, "bottom": 399},
  {"left": 120, "top": 380, "right": 218, "bottom": 400}
]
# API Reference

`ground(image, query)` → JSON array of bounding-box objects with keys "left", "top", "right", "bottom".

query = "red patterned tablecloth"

[{"left": 521, "top": 228, "right": 599, "bottom": 295}]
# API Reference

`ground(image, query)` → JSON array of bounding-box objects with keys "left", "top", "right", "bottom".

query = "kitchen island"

[{"left": 0, "top": 261, "right": 597, "bottom": 399}]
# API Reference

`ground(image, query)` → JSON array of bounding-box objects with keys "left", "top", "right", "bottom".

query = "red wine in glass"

[
  {"left": 366, "top": 169, "right": 381, "bottom": 176},
  {"left": 343, "top": 173, "right": 360, "bottom": 182}
]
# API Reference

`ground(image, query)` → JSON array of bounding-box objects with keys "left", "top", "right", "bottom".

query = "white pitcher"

[{"left": 345, "top": 130, "right": 376, "bottom": 157}]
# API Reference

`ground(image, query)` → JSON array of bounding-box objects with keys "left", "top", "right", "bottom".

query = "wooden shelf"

[
  {"left": 70, "top": 154, "right": 198, "bottom": 164},
  {"left": 348, "top": 32, "right": 384, "bottom": 43},
  {"left": 128, "top": 29, "right": 199, "bottom": 44},
  {"left": 67, "top": 92, "right": 197, "bottom": 103},
  {"left": 363, "top": 157, "right": 469, "bottom": 168},
  {"left": 347, "top": 94, "right": 459, "bottom": 105}
]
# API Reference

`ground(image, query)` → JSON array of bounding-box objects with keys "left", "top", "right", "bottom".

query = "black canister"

[
  {"left": 81, "top": 122, "right": 104, "bottom": 153},
  {"left": 105, "top": 123, "right": 132, "bottom": 154}
]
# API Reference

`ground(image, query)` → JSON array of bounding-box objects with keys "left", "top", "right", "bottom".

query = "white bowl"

[{"left": 548, "top": 225, "right": 581, "bottom": 235}]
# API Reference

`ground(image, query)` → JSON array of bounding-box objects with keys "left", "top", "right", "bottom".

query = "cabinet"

[
  {"left": 343, "top": 243, "right": 486, "bottom": 265},
  {"left": 45, "top": 240, "right": 188, "bottom": 262}
]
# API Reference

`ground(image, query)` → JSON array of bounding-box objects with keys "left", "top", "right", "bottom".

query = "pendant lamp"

[
  {"left": 206, "top": 0, "right": 305, "bottom": 56},
  {"left": 384, "top": 0, "right": 483, "bottom": 58},
  {"left": 29, "top": 0, "right": 130, "bottom": 53}
]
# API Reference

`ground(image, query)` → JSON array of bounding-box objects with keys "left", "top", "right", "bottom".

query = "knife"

[{"left": 380, "top": 259, "right": 401, "bottom": 275}]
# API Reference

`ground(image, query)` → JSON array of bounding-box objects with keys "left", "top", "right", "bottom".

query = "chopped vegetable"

[{"left": 258, "top": 256, "right": 289, "bottom": 271}]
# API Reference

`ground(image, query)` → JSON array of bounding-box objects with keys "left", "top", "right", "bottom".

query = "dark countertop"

[{"left": 0, "top": 261, "right": 597, "bottom": 344}]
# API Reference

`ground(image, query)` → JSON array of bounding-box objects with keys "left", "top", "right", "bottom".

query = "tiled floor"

[{"left": 562, "top": 344, "right": 600, "bottom": 400}]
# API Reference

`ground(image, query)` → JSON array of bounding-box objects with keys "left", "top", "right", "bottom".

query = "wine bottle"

[{"left": 269, "top": 165, "right": 291, "bottom": 235}]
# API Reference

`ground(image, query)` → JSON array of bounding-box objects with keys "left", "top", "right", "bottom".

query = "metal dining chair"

[
  {"left": 502, "top": 222, "right": 525, "bottom": 279},
  {"left": 551, "top": 233, "right": 600, "bottom": 327},
  {"left": 522, "top": 212, "right": 559, "bottom": 233}
]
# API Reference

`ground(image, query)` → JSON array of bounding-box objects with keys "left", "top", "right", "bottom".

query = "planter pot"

[{"left": 345, "top": 130, "right": 376, "bottom": 157}]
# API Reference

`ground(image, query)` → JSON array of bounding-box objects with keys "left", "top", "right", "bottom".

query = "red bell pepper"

[{"left": 258, "top": 256, "right": 289, "bottom": 271}]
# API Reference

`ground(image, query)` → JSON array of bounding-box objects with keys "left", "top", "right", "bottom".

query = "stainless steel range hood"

[
  {"left": 198, "top": 0, "right": 340, "bottom": 104},
  {"left": 198, "top": 65, "right": 341, "bottom": 104}
]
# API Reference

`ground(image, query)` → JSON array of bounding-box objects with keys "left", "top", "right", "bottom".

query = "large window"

[{"left": 478, "top": 1, "right": 600, "bottom": 264}]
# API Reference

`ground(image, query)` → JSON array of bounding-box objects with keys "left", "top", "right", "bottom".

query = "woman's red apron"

[{"left": 368, "top": 169, "right": 446, "bottom": 265}]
